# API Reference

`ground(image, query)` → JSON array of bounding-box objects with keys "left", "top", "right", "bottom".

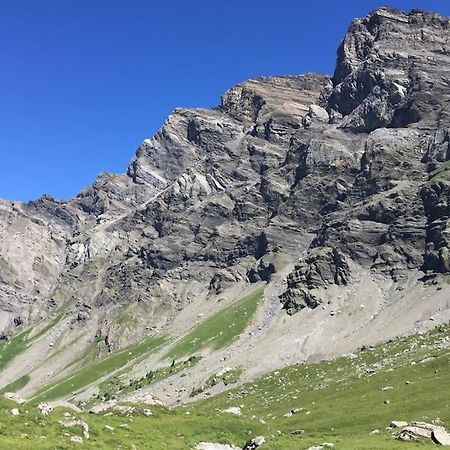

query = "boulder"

[
  {"left": 390, "top": 420, "right": 408, "bottom": 428},
  {"left": 397, "top": 426, "right": 432, "bottom": 441},
  {"left": 196, "top": 444, "right": 240, "bottom": 450},
  {"left": 432, "top": 429, "right": 450, "bottom": 446},
  {"left": 397, "top": 422, "right": 447, "bottom": 442},
  {"left": 37, "top": 402, "right": 53, "bottom": 416},
  {"left": 307, "top": 444, "right": 334, "bottom": 450},
  {"left": 4, "top": 392, "right": 26, "bottom": 404},
  {"left": 59, "top": 419, "right": 90, "bottom": 439},
  {"left": 290, "top": 429, "right": 305, "bottom": 435},
  {"left": 221, "top": 406, "right": 242, "bottom": 416},
  {"left": 242, "top": 436, "right": 265, "bottom": 449}
]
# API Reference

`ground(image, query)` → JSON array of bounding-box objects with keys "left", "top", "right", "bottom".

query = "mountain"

[{"left": 0, "top": 6, "right": 449, "bottom": 414}]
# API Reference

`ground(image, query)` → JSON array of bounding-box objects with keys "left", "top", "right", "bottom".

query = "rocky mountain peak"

[{"left": 330, "top": 7, "right": 449, "bottom": 132}]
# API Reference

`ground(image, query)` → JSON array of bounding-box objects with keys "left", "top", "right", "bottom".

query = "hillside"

[
  {"left": 0, "top": 8, "right": 449, "bottom": 445},
  {"left": 1, "top": 322, "right": 450, "bottom": 448}
]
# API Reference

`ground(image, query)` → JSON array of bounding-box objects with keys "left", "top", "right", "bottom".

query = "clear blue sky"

[{"left": 1, "top": 0, "right": 449, "bottom": 201}]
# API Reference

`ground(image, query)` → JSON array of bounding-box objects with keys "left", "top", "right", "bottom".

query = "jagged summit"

[{"left": 0, "top": 7, "right": 449, "bottom": 407}]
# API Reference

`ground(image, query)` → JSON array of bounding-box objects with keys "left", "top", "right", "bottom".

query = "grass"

[
  {"left": 193, "top": 322, "right": 450, "bottom": 449},
  {"left": 190, "top": 367, "right": 244, "bottom": 397},
  {"left": 0, "top": 323, "right": 450, "bottom": 448},
  {"left": 0, "top": 375, "right": 30, "bottom": 393},
  {"left": 28, "top": 312, "right": 65, "bottom": 341},
  {"left": 0, "top": 331, "right": 30, "bottom": 372},
  {"left": 166, "top": 288, "right": 264, "bottom": 360},
  {"left": 31, "top": 335, "right": 166, "bottom": 403},
  {"left": 0, "top": 311, "right": 66, "bottom": 374},
  {"left": 429, "top": 160, "right": 450, "bottom": 180},
  {"left": 98, "top": 355, "right": 202, "bottom": 400},
  {"left": 0, "top": 398, "right": 262, "bottom": 449}
]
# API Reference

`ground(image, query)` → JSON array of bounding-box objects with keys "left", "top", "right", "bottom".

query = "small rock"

[
  {"left": 113, "top": 405, "right": 135, "bottom": 414},
  {"left": 37, "top": 402, "right": 53, "bottom": 416},
  {"left": 69, "top": 436, "right": 83, "bottom": 444},
  {"left": 390, "top": 421, "right": 408, "bottom": 428},
  {"left": 307, "top": 444, "right": 334, "bottom": 450},
  {"left": 242, "top": 436, "right": 265, "bottom": 449},
  {"left": 196, "top": 444, "right": 240, "bottom": 450},
  {"left": 89, "top": 401, "right": 118, "bottom": 414},
  {"left": 4, "top": 392, "right": 26, "bottom": 404},
  {"left": 222, "top": 406, "right": 242, "bottom": 416},
  {"left": 59, "top": 419, "right": 90, "bottom": 439},
  {"left": 290, "top": 429, "right": 305, "bottom": 435},
  {"left": 283, "top": 408, "right": 302, "bottom": 417},
  {"left": 370, "top": 429, "right": 380, "bottom": 435},
  {"left": 104, "top": 425, "right": 114, "bottom": 431},
  {"left": 10, "top": 408, "right": 20, "bottom": 416}
]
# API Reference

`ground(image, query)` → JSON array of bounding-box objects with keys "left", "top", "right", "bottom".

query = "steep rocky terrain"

[{"left": 0, "top": 7, "right": 449, "bottom": 409}]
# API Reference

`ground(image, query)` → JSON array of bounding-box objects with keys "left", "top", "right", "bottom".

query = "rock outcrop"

[{"left": 280, "top": 7, "right": 450, "bottom": 307}]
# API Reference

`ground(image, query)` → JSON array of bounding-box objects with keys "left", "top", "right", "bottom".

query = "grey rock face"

[
  {"left": 280, "top": 7, "right": 450, "bottom": 309},
  {"left": 331, "top": 7, "right": 450, "bottom": 132},
  {"left": 0, "top": 7, "right": 449, "bottom": 388},
  {"left": 280, "top": 247, "right": 350, "bottom": 314}
]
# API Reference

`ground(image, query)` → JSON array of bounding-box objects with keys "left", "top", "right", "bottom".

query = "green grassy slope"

[
  {"left": 166, "top": 288, "right": 264, "bottom": 360},
  {"left": 0, "top": 313, "right": 66, "bottom": 391},
  {"left": 32, "top": 335, "right": 166, "bottom": 403},
  {"left": 0, "top": 322, "right": 449, "bottom": 449},
  {"left": 2, "top": 288, "right": 263, "bottom": 404}
]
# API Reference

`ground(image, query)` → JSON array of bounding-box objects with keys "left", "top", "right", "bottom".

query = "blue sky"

[{"left": 1, "top": 0, "right": 449, "bottom": 201}]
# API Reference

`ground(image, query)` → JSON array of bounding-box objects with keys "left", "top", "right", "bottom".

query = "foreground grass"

[
  {"left": 0, "top": 322, "right": 449, "bottom": 449},
  {"left": 0, "top": 399, "right": 262, "bottom": 450},
  {"left": 195, "top": 323, "right": 450, "bottom": 449},
  {"left": 166, "top": 288, "right": 264, "bottom": 360}
]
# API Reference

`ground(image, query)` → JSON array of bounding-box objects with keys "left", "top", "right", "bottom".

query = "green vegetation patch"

[
  {"left": 99, "top": 355, "right": 202, "bottom": 400},
  {"left": 0, "top": 331, "right": 30, "bottom": 372},
  {"left": 0, "top": 311, "right": 65, "bottom": 381},
  {"left": 28, "top": 313, "right": 65, "bottom": 341},
  {"left": 191, "top": 367, "right": 244, "bottom": 398},
  {"left": 32, "top": 335, "right": 166, "bottom": 403},
  {"left": 0, "top": 374, "right": 30, "bottom": 394},
  {"left": 430, "top": 160, "right": 450, "bottom": 180},
  {"left": 167, "top": 288, "right": 264, "bottom": 360}
]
